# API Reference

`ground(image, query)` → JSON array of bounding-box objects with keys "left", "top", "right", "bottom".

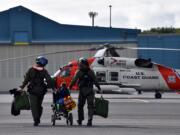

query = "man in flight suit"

[
  {"left": 69, "top": 58, "right": 101, "bottom": 126},
  {"left": 19, "top": 56, "right": 54, "bottom": 126}
]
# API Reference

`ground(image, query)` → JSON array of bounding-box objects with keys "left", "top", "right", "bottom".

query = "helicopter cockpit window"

[
  {"left": 109, "top": 72, "right": 118, "bottom": 81},
  {"left": 59, "top": 68, "right": 70, "bottom": 77},
  {"left": 96, "top": 71, "right": 106, "bottom": 82},
  {"left": 135, "top": 58, "right": 153, "bottom": 68},
  {"left": 105, "top": 47, "right": 120, "bottom": 57}
]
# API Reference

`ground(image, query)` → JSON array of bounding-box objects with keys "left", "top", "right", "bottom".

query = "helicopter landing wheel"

[{"left": 155, "top": 92, "right": 162, "bottom": 99}]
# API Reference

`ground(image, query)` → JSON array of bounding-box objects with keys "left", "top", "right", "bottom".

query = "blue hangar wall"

[
  {"left": 138, "top": 34, "right": 180, "bottom": 69},
  {"left": 0, "top": 6, "right": 140, "bottom": 45}
]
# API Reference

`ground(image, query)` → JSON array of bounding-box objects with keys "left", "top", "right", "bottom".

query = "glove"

[
  {"left": 9, "top": 88, "right": 22, "bottom": 95},
  {"left": 9, "top": 88, "right": 17, "bottom": 94}
]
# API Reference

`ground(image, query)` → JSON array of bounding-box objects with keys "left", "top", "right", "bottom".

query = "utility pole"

[
  {"left": 88, "top": 11, "right": 98, "bottom": 27},
  {"left": 109, "top": 5, "right": 112, "bottom": 28}
]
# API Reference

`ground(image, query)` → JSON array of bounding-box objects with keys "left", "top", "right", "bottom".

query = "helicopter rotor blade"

[
  {"left": 0, "top": 48, "right": 95, "bottom": 62},
  {"left": 115, "top": 47, "right": 180, "bottom": 51},
  {"left": 1, "top": 44, "right": 180, "bottom": 62}
]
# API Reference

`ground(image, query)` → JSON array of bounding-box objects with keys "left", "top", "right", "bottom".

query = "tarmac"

[{"left": 1, "top": 92, "right": 180, "bottom": 135}]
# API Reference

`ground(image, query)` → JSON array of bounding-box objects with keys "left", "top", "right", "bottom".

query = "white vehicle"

[{"left": 54, "top": 45, "right": 180, "bottom": 99}]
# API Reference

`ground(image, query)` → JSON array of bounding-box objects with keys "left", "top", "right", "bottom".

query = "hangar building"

[{"left": 0, "top": 6, "right": 140, "bottom": 91}]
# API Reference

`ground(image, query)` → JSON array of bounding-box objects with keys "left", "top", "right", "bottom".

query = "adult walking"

[
  {"left": 19, "top": 56, "right": 54, "bottom": 126},
  {"left": 69, "top": 58, "right": 101, "bottom": 126}
]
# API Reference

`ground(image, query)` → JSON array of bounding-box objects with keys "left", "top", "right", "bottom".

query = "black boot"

[
  {"left": 33, "top": 121, "right": 39, "bottom": 126},
  {"left": 87, "top": 119, "right": 92, "bottom": 126},
  {"left": 33, "top": 119, "right": 40, "bottom": 126},
  {"left": 77, "top": 120, "right": 82, "bottom": 126}
]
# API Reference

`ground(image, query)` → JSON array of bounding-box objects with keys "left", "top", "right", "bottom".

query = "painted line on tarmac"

[{"left": 131, "top": 99, "right": 150, "bottom": 103}]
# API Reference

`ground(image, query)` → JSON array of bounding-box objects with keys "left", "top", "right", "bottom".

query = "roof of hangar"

[{"left": 0, "top": 6, "right": 141, "bottom": 45}]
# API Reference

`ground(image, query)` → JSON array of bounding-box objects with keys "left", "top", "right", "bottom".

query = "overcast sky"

[{"left": 1, "top": 0, "right": 180, "bottom": 30}]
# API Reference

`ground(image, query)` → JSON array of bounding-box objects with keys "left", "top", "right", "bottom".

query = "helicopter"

[
  {"left": 52, "top": 45, "right": 180, "bottom": 99},
  {"left": 1, "top": 44, "right": 180, "bottom": 99}
]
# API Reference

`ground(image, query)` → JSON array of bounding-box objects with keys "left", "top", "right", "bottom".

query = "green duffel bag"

[
  {"left": 11, "top": 101, "right": 20, "bottom": 116},
  {"left": 14, "top": 91, "right": 30, "bottom": 111},
  {"left": 94, "top": 96, "right": 109, "bottom": 118}
]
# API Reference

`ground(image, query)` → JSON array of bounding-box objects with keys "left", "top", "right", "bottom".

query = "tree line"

[{"left": 142, "top": 27, "right": 180, "bottom": 34}]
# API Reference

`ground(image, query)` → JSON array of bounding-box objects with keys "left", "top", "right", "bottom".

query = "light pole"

[
  {"left": 89, "top": 11, "right": 98, "bottom": 27},
  {"left": 109, "top": 5, "right": 112, "bottom": 28}
]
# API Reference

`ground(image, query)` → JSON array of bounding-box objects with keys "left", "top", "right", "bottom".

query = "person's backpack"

[
  {"left": 27, "top": 68, "right": 47, "bottom": 96},
  {"left": 79, "top": 70, "right": 93, "bottom": 88}
]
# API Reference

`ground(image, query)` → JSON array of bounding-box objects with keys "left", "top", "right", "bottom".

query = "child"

[{"left": 55, "top": 82, "right": 70, "bottom": 113}]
